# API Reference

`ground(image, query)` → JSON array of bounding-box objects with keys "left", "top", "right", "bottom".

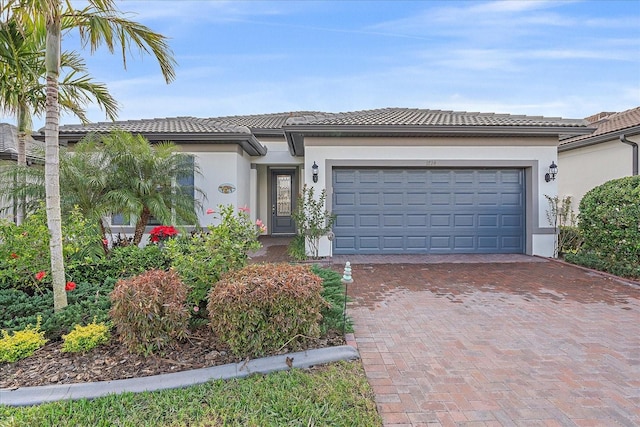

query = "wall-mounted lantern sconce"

[
  {"left": 545, "top": 161, "right": 558, "bottom": 182},
  {"left": 312, "top": 161, "right": 319, "bottom": 183}
]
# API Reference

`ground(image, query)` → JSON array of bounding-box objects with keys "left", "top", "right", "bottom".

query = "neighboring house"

[
  {"left": 558, "top": 107, "right": 640, "bottom": 212},
  {"left": 0, "top": 123, "right": 43, "bottom": 222},
  {"left": 51, "top": 108, "right": 590, "bottom": 257}
]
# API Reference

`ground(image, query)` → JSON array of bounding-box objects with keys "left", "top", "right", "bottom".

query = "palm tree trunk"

[
  {"left": 16, "top": 105, "right": 28, "bottom": 225},
  {"left": 132, "top": 206, "right": 151, "bottom": 246},
  {"left": 45, "top": 11, "right": 67, "bottom": 312}
]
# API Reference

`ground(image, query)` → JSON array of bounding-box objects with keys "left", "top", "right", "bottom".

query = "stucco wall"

[
  {"left": 186, "top": 146, "right": 250, "bottom": 227},
  {"left": 303, "top": 135, "right": 560, "bottom": 257},
  {"left": 558, "top": 137, "right": 637, "bottom": 211}
]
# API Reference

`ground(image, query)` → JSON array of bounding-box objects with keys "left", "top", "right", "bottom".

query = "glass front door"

[{"left": 270, "top": 169, "right": 297, "bottom": 234}]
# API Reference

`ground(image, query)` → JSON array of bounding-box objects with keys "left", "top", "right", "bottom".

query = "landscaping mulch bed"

[{"left": 0, "top": 327, "right": 345, "bottom": 389}]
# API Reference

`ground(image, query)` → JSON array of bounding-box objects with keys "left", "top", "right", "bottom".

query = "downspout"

[{"left": 620, "top": 134, "right": 639, "bottom": 176}]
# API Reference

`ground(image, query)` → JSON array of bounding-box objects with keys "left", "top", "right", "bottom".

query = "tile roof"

[
  {"left": 560, "top": 106, "right": 640, "bottom": 145},
  {"left": 209, "top": 112, "right": 324, "bottom": 130},
  {"left": 0, "top": 123, "right": 44, "bottom": 158},
  {"left": 56, "top": 107, "right": 588, "bottom": 136},
  {"left": 57, "top": 117, "right": 251, "bottom": 135},
  {"left": 284, "top": 108, "right": 587, "bottom": 128}
]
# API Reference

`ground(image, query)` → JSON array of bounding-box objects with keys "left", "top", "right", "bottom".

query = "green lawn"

[{"left": 0, "top": 361, "right": 381, "bottom": 427}]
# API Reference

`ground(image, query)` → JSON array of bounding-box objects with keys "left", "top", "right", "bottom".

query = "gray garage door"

[{"left": 332, "top": 168, "right": 525, "bottom": 254}]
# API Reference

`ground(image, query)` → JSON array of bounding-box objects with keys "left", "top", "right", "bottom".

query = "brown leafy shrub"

[
  {"left": 207, "top": 263, "right": 329, "bottom": 357},
  {"left": 110, "top": 269, "right": 189, "bottom": 355}
]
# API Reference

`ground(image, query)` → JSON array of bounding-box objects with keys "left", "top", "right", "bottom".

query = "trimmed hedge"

[
  {"left": 207, "top": 263, "right": 329, "bottom": 357},
  {"left": 573, "top": 176, "right": 640, "bottom": 279}
]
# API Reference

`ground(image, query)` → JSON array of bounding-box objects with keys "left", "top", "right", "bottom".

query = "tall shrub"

[
  {"left": 577, "top": 176, "right": 640, "bottom": 269},
  {"left": 545, "top": 195, "right": 582, "bottom": 257},
  {"left": 291, "top": 185, "right": 335, "bottom": 259}
]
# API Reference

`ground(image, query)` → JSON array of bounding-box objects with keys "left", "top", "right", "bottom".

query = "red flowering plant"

[{"left": 149, "top": 225, "right": 179, "bottom": 244}]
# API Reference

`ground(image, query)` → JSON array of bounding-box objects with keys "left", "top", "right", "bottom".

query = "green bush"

[
  {"left": 0, "top": 206, "right": 104, "bottom": 292},
  {"left": 0, "top": 317, "right": 47, "bottom": 363},
  {"left": 67, "top": 244, "right": 170, "bottom": 285},
  {"left": 207, "top": 263, "right": 329, "bottom": 358},
  {"left": 559, "top": 225, "right": 583, "bottom": 254},
  {"left": 565, "top": 250, "right": 640, "bottom": 280},
  {"left": 110, "top": 269, "right": 190, "bottom": 355},
  {"left": 62, "top": 320, "right": 111, "bottom": 353},
  {"left": 166, "top": 205, "right": 262, "bottom": 312},
  {"left": 0, "top": 209, "right": 51, "bottom": 292},
  {"left": 287, "top": 234, "right": 307, "bottom": 261},
  {"left": 0, "top": 279, "right": 114, "bottom": 340},
  {"left": 311, "top": 265, "right": 353, "bottom": 334},
  {"left": 576, "top": 176, "right": 640, "bottom": 276}
]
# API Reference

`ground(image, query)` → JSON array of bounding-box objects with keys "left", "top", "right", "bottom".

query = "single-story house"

[
  {"left": 50, "top": 108, "right": 592, "bottom": 258},
  {"left": 558, "top": 107, "right": 640, "bottom": 211}
]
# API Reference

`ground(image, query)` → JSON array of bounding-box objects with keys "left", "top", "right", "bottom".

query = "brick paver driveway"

[{"left": 346, "top": 257, "right": 639, "bottom": 426}]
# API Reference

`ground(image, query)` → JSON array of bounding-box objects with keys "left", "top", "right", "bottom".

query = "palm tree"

[
  {"left": 58, "top": 138, "right": 113, "bottom": 241},
  {"left": 100, "top": 131, "right": 202, "bottom": 246},
  {"left": 2, "top": 0, "right": 176, "bottom": 311},
  {"left": 0, "top": 18, "right": 119, "bottom": 224}
]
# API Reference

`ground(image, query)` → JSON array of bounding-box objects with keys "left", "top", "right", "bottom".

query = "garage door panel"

[
  {"left": 332, "top": 168, "right": 525, "bottom": 254},
  {"left": 407, "top": 192, "right": 428, "bottom": 205},
  {"left": 454, "top": 171, "right": 475, "bottom": 183},
  {"left": 431, "top": 193, "right": 451, "bottom": 205},
  {"left": 478, "top": 193, "right": 499, "bottom": 205},
  {"left": 334, "top": 170, "right": 356, "bottom": 184},
  {"left": 502, "top": 214, "right": 522, "bottom": 227},
  {"left": 478, "top": 236, "right": 499, "bottom": 250},
  {"left": 383, "top": 171, "right": 404, "bottom": 183},
  {"left": 478, "top": 214, "right": 498, "bottom": 227},
  {"left": 478, "top": 171, "right": 498, "bottom": 183},
  {"left": 502, "top": 236, "right": 523, "bottom": 250},
  {"left": 454, "top": 236, "right": 474, "bottom": 250},
  {"left": 501, "top": 192, "right": 522, "bottom": 206},
  {"left": 454, "top": 192, "right": 474, "bottom": 205},
  {"left": 501, "top": 170, "right": 523, "bottom": 183},
  {"left": 359, "top": 236, "right": 380, "bottom": 249},
  {"left": 383, "top": 215, "right": 404, "bottom": 227},
  {"left": 407, "top": 171, "right": 429, "bottom": 184},
  {"left": 430, "top": 171, "right": 451, "bottom": 184},
  {"left": 430, "top": 236, "right": 451, "bottom": 249},
  {"left": 407, "top": 236, "right": 427, "bottom": 248},
  {"left": 383, "top": 192, "right": 403, "bottom": 205},
  {"left": 334, "top": 192, "right": 355, "bottom": 206},
  {"left": 454, "top": 214, "right": 474, "bottom": 227},
  {"left": 431, "top": 214, "right": 451, "bottom": 227},
  {"left": 407, "top": 214, "right": 427, "bottom": 227},
  {"left": 359, "top": 193, "right": 379, "bottom": 205},
  {"left": 335, "top": 214, "right": 355, "bottom": 228},
  {"left": 334, "top": 236, "right": 355, "bottom": 250},
  {"left": 359, "top": 214, "right": 379, "bottom": 227},
  {"left": 382, "top": 236, "right": 404, "bottom": 250},
  {"left": 358, "top": 171, "right": 379, "bottom": 184}
]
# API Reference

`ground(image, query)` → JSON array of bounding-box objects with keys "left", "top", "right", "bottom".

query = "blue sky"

[{"left": 7, "top": 0, "right": 640, "bottom": 128}]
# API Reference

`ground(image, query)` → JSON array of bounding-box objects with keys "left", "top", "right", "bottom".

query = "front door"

[{"left": 270, "top": 169, "right": 296, "bottom": 234}]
